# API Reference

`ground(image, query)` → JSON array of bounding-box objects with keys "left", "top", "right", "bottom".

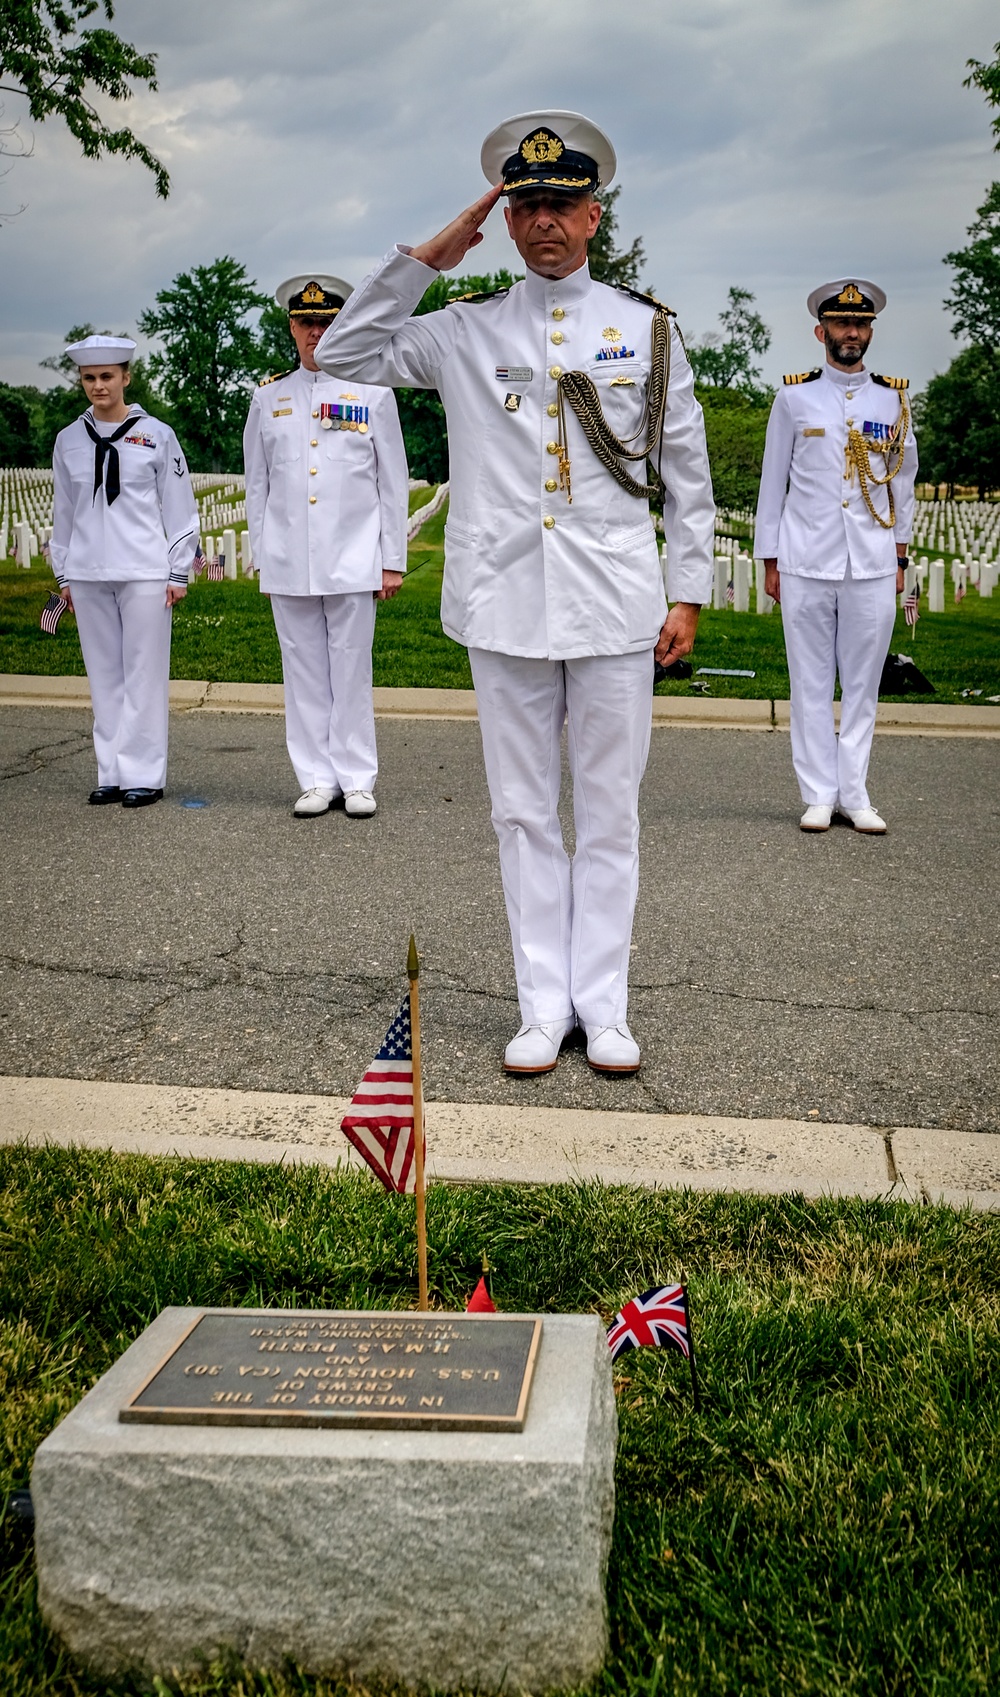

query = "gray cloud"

[{"left": 1, "top": 0, "right": 997, "bottom": 393}]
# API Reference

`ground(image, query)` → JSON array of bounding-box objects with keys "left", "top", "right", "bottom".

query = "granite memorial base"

[{"left": 32, "top": 1307, "right": 617, "bottom": 1694}]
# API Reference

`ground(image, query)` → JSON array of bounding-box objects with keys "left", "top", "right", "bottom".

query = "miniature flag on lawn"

[
  {"left": 955, "top": 580, "right": 967, "bottom": 603},
  {"left": 192, "top": 545, "right": 207, "bottom": 577},
  {"left": 466, "top": 1277, "right": 497, "bottom": 1313},
  {"left": 904, "top": 586, "right": 920, "bottom": 628},
  {"left": 39, "top": 592, "right": 68, "bottom": 635},
  {"left": 607, "top": 1284, "right": 692, "bottom": 1363},
  {"left": 206, "top": 554, "right": 226, "bottom": 581},
  {"left": 340, "top": 995, "right": 424, "bottom": 1193},
  {"left": 726, "top": 579, "right": 735, "bottom": 604}
]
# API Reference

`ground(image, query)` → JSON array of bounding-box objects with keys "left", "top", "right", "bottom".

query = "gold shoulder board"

[
  {"left": 783, "top": 368, "right": 822, "bottom": 385},
  {"left": 612, "top": 282, "right": 676, "bottom": 315},
  {"left": 448, "top": 287, "right": 510, "bottom": 305},
  {"left": 872, "top": 373, "right": 909, "bottom": 391},
  {"left": 258, "top": 369, "right": 293, "bottom": 387}
]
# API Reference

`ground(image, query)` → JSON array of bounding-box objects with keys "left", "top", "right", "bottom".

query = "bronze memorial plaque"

[{"left": 120, "top": 1309, "right": 542, "bottom": 1431}]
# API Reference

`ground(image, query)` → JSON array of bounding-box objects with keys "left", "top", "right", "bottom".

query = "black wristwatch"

[{"left": 896, "top": 555, "right": 909, "bottom": 567}]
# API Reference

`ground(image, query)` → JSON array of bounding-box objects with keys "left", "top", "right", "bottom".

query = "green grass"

[
  {"left": 2, "top": 502, "right": 999, "bottom": 703},
  {"left": 2, "top": 1146, "right": 999, "bottom": 1695}
]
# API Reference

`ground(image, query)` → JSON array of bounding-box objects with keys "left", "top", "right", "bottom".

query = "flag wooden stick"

[
  {"left": 681, "top": 1282, "right": 700, "bottom": 1412},
  {"left": 408, "top": 934, "right": 429, "bottom": 1311}
]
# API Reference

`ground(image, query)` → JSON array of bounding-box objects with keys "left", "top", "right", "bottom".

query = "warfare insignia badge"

[
  {"left": 602, "top": 328, "right": 622, "bottom": 343},
  {"left": 504, "top": 392, "right": 522, "bottom": 412},
  {"left": 521, "top": 129, "right": 564, "bottom": 165}
]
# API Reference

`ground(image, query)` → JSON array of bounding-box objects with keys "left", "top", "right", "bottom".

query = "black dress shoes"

[
  {"left": 88, "top": 786, "right": 121, "bottom": 805},
  {"left": 121, "top": 788, "right": 163, "bottom": 809}
]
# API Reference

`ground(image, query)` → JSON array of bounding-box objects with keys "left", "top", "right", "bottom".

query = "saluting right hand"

[{"left": 410, "top": 184, "right": 504, "bottom": 272}]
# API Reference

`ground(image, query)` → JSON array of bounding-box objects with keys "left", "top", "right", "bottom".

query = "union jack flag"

[
  {"left": 39, "top": 592, "right": 69, "bottom": 635},
  {"left": 341, "top": 996, "right": 424, "bottom": 1193},
  {"left": 903, "top": 586, "right": 919, "bottom": 627},
  {"left": 607, "top": 1284, "right": 692, "bottom": 1363}
]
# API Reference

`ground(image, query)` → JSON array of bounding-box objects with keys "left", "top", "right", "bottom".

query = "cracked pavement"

[{"left": 1, "top": 705, "right": 998, "bottom": 1132}]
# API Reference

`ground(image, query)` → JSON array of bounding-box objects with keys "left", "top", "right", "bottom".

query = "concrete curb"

[
  {"left": 3, "top": 1075, "right": 998, "bottom": 1210},
  {"left": 2, "top": 673, "right": 999, "bottom": 735}
]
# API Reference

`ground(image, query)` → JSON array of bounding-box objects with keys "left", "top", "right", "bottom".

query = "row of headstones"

[
  {"left": 197, "top": 528, "right": 254, "bottom": 580},
  {"left": 702, "top": 552, "right": 996, "bottom": 614}
]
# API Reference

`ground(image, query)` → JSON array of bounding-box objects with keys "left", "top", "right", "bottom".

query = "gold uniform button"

[
  {"left": 549, "top": 365, "right": 562, "bottom": 379},
  {"left": 544, "top": 478, "right": 557, "bottom": 492},
  {"left": 312, "top": 410, "right": 319, "bottom": 418},
  {"left": 309, "top": 495, "right": 317, "bottom": 504},
  {"left": 547, "top": 402, "right": 559, "bottom": 417},
  {"left": 842, "top": 499, "right": 849, "bottom": 507},
  {"left": 552, "top": 306, "right": 565, "bottom": 320},
  {"left": 845, "top": 391, "right": 853, "bottom": 399},
  {"left": 310, "top": 438, "right": 318, "bottom": 446},
  {"left": 546, "top": 440, "right": 560, "bottom": 454},
  {"left": 310, "top": 467, "right": 318, "bottom": 475},
  {"left": 543, "top": 515, "right": 556, "bottom": 529},
  {"left": 551, "top": 330, "right": 564, "bottom": 344}
]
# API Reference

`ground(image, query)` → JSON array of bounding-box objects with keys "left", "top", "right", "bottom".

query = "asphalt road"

[{"left": 1, "top": 706, "right": 997, "bottom": 1133}]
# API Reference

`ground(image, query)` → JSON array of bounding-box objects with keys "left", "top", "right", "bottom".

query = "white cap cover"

[
  {"left": 65, "top": 334, "right": 137, "bottom": 365},
  {"left": 481, "top": 110, "right": 616, "bottom": 193}
]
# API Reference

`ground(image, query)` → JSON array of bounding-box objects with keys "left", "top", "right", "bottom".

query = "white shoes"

[
  {"left": 344, "top": 789, "right": 377, "bottom": 817},
  {"left": 841, "top": 806, "right": 887, "bottom": 833},
  {"left": 503, "top": 1019, "right": 575, "bottom": 1075},
  {"left": 800, "top": 805, "right": 833, "bottom": 832},
  {"left": 293, "top": 786, "right": 335, "bottom": 818},
  {"left": 585, "top": 1023, "right": 641, "bottom": 1074}
]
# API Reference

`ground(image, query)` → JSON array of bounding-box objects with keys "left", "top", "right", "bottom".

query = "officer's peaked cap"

[
  {"left": 807, "top": 279, "right": 887, "bottom": 320},
  {"left": 276, "top": 275, "right": 353, "bottom": 317},
  {"left": 481, "top": 111, "right": 616, "bottom": 195}
]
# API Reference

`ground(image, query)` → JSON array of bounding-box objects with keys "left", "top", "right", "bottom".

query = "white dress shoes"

[
  {"left": 503, "top": 1019, "right": 575, "bottom": 1076},
  {"left": 293, "top": 786, "right": 335, "bottom": 818},
  {"left": 799, "top": 805, "right": 833, "bottom": 832},
  {"left": 841, "top": 806, "right": 887, "bottom": 833},
  {"left": 585, "top": 1023, "right": 641, "bottom": 1074},
  {"left": 344, "top": 789, "right": 377, "bottom": 817}
]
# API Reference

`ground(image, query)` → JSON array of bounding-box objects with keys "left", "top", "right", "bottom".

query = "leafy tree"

[
  {"left": 696, "top": 387, "right": 771, "bottom": 510},
  {"left": 138, "top": 260, "right": 270, "bottom": 471},
  {"left": 912, "top": 347, "right": 1000, "bottom": 498},
  {"left": 0, "top": 0, "right": 168, "bottom": 198},
  {"left": 965, "top": 38, "right": 1000, "bottom": 148},
  {"left": 0, "top": 382, "right": 34, "bottom": 464},
  {"left": 944, "top": 182, "right": 1000, "bottom": 350},
  {"left": 587, "top": 186, "right": 646, "bottom": 289},
  {"left": 255, "top": 299, "right": 298, "bottom": 379},
  {"left": 688, "top": 287, "right": 772, "bottom": 397}
]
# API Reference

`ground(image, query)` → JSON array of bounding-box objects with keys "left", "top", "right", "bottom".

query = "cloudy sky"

[{"left": 2, "top": 0, "right": 998, "bottom": 394}]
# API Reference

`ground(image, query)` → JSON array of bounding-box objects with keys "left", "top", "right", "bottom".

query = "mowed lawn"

[
  {"left": 2, "top": 501, "right": 1000, "bottom": 703},
  {"left": 1, "top": 1146, "right": 999, "bottom": 1696}
]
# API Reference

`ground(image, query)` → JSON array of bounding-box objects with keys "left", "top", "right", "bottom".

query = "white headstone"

[
  {"left": 223, "top": 528, "right": 238, "bottom": 579},
  {"left": 713, "top": 556, "right": 728, "bottom": 610},
  {"left": 928, "top": 559, "right": 945, "bottom": 612}
]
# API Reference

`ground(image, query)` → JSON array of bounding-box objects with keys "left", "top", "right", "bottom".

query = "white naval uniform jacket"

[
  {"left": 314, "top": 248, "right": 715, "bottom": 659},
  {"left": 243, "top": 365, "right": 408, "bottom": 596},
  {"left": 51, "top": 407, "right": 198, "bottom": 587},
  {"left": 753, "top": 364, "right": 918, "bottom": 579}
]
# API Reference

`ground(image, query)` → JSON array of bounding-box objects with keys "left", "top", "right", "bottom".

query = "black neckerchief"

[{"left": 83, "top": 412, "right": 137, "bottom": 506}]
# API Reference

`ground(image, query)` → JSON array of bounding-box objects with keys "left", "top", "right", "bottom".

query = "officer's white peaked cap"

[
  {"left": 275, "top": 275, "right": 353, "bottom": 316},
  {"left": 481, "top": 111, "right": 616, "bottom": 194},
  {"left": 65, "top": 334, "right": 137, "bottom": 365},
  {"left": 807, "top": 279, "right": 887, "bottom": 320}
]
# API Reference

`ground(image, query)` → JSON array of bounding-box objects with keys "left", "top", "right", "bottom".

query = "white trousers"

[
  {"left": 69, "top": 579, "right": 172, "bottom": 790},
  {"left": 270, "top": 593, "right": 378, "bottom": 794},
  {"left": 781, "top": 569, "right": 897, "bottom": 811},
  {"left": 469, "top": 647, "right": 654, "bottom": 1028}
]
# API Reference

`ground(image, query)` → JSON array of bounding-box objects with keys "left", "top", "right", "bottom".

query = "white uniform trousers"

[
  {"left": 780, "top": 568, "right": 897, "bottom": 811},
  {"left": 69, "top": 579, "right": 172, "bottom": 790},
  {"left": 469, "top": 647, "right": 654, "bottom": 1028},
  {"left": 270, "top": 592, "right": 378, "bottom": 795}
]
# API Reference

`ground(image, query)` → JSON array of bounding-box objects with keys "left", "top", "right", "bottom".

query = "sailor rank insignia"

[
  {"left": 872, "top": 373, "right": 909, "bottom": 391},
  {"left": 783, "top": 369, "right": 822, "bottom": 385}
]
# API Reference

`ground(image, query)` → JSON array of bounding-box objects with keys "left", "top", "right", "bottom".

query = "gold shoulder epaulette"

[
  {"left": 872, "top": 373, "right": 909, "bottom": 391},
  {"left": 612, "top": 282, "right": 676, "bottom": 315},
  {"left": 447, "top": 287, "right": 510, "bottom": 305},
  {"left": 258, "top": 369, "right": 293, "bottom": 387},
  {"left": 783, "top": 368, "right": 822, "bottom": 385}
]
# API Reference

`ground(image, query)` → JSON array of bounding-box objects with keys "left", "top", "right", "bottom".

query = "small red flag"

[{"left": 466, "top": 1276, "right": 496, "bottom": 1313}]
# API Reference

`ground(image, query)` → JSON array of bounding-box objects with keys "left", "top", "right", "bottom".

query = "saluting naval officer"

[
  {"left": 51, "top": 334, "right": 199, "bottom": 808},
  {"left": 315, "top": 112, "right": 714, "bottom": 1074},
  {"left": 754, "top": 281, "right": 918, "bottom": 834},
  {"left": 243, "top": 276, "right": 409, "bottom": 818}
]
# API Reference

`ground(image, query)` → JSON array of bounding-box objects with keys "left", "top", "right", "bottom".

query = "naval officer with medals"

[
  {"left": 754, "top": 281, "right": 918, "bottom": 833},
  {"left": 50, "top": 334, "right": 199, "bottom": 807},
  {"left": 243, "top": 276, "right": 409, "bottom": 818},
  {"left": 315, "top": 113, "right": 714, "bottom": 1075}
]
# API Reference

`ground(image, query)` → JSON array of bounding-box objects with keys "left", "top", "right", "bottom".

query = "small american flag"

[
  {"left": 341, "top": 996, "right": 424, "bottom": 1193},
  {"left": 726, "top": 579, "right": 735, "bottom": 604},
  {"left": 904, "top": 586, "right": 920, "bottom": 627},
  {"left": 955, "top": 580, "right": 967, "bottom": 603},
  {"left": 607, "top": 1284, "right": 692, "bottom": 1363},
  {"left": 206, "top": 554, "right": 226, "bottom": 581},
  {"left": 40, "top": 592, "right": 69, "bottom": 635},
  {"left": 192, "top": 545, "right": 207, "bottom": 577}
]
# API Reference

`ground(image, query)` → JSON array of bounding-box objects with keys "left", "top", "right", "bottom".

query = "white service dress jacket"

[
  {"left": 753, "top": 364, "right": 918, "bottom": 579},
  {"left": 314, "top": 247, "right": 715, "bottom": 659},
  {"left": 51, "top": 406, "right": 198, "bottom": 587},
  {"left": 243, "top": 364, "right": 409, "bottom": 596}
]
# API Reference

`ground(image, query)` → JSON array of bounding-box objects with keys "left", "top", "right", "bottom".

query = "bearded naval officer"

[
  {"left": 315, "top": 112, "right": 715, "bottom": 1075},
  {"left": 50, "top": 334, "right": 199, "bottom": 807},
  {"left": 244, "top": 275, "right": 409, "bottom": 818},
  {"left": 754, "top": 280, "right": 918, "bottom": 834}
]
